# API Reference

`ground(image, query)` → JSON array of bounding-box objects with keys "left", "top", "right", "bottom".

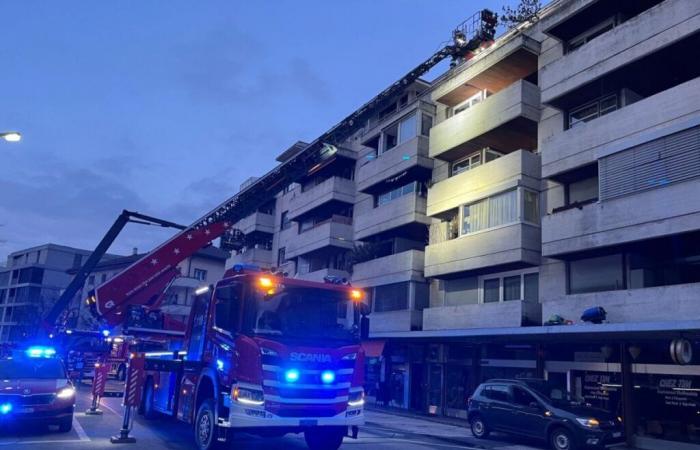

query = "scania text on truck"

[{"left": 137, "top": 267, "right": 370, "bottom": 450}]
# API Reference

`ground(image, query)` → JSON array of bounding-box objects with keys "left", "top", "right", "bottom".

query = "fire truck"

[
  {"left": 138, "top": 267, "right": 369, "bottom": 450},
  {"left": 57, "top": 9, "right": 497, "bottom": 450}
]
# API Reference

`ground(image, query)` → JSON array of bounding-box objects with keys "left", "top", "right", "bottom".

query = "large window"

[
  {"left": 568, "top": 254, "right": 624, "bottom": 294},
  {"left": 398, "top": 113, "right": 417, "bottom": 145},
  {"left": 451, "top": 148, "right": 502, "bottom": 176},
  {"left": 479, "top": 270, "right": 539, "bottom": 303},
  {"left": 381, "top": 113, "right": 418, "bottom": 153},
  {"left": 373, "top": 282, "right": 409, "bottom": 312},
  {"left": 461, "top": 190, "right": 518, "bottom": 235},
  {"left": 483, "top": 279, "right": 500, "bottom": 303},
  {"left": 448, "top": 90, "right": 491, "bottom": 117},
  {"left": 376, "top": 181, "right": 425, "bottom": 207}
]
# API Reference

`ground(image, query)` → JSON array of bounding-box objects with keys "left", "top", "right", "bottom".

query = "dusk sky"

[{"left": 0, "top": 0, "right": 520, "bottom": 262}]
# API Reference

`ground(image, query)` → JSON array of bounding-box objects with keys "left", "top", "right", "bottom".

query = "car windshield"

[
  {"left": 522, "top": 380, "right": 582, "bottom": 406},
  {"left": 0, "top": 358, "right": 66, "bottom": 379},
  {"left": 248, "top": 287, "right": 356, "bottom": 342}
]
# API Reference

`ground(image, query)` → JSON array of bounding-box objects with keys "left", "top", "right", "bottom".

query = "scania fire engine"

[{"left": 138, "top": 267, "right": 369, "bottom": 450}]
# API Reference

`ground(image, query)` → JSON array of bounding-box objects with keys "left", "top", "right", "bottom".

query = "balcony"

[
  {"left": 288, "top": 177, "right": 355, "bottom": 220},
  {"left": 541, "top": 77, "right": 700, "bottom": 178},
  {"left": 429, "top": 80, "right": 540, "bottom": 160},
  {"left": 427, "top": 150, "right": 541, "bottom": 217},
  {"left": 228, "top": 248, "right": 273, "bottom": 268},
  {"left": 542, "top": 282, "right": 700, "bottom": 325},
  {"left": 369, "top": 310, "right": 423, "bottom": 334},
  {"left": 541, "top": 0, "right": 699, "bottom": 104},
  {"left": 422, "top": 300, "right": 541, "bottom": 330},
  {"left": 425, "top": 223, "right": 540, "bottom": 278},
  {"left": 233, "top": 211, "right": 274, "bottom": 235},
  {"left": 355, "top": 194, "right": 430, "bottom": 241},
  {"left": 296, "top": 268, "right": 350, "bottom": 283},
  {"left": 352, "top": 250, "right": 425, "bottom": 288},
  {"left": 286, "top": 217, "right": 354, "bottom": 259},
  {"left": 356, "top": 135, "right": 432, "bottom": 194},
  {"left": 542, "top": 179, "right": 700, "bottom": 257}
]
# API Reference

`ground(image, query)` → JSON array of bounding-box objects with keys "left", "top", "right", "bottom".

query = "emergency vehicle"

[
  {"left": 138, "top": 268, "right": 369, "bottom": 450},
  {"left": 0, "top": 346, "right": 76, "bottom": 432}
]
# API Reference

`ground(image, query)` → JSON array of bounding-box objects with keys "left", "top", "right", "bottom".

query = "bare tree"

[{"left": 501, "top": 0, "right": 542, "bottom": 29}]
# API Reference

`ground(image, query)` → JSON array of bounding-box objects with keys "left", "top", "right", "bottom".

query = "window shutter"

[{"left": 600, "top": 125, "right": 700, "bottom": 200}]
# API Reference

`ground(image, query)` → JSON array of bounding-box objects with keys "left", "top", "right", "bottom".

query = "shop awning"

[{"left": 362, "top": 340, "right": 386, "bottom": 357}]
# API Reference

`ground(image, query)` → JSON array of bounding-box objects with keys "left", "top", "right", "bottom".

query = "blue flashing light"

[
  {"left": 285, "top": 369, "right": 300, "bottom": 383},
  {"left": 0, "top": 403, "right": 11, "bottom": 414},
  {"left": 101, "top": 329, "right": 110, "bottom": 337},
  {"left": 26, "top": 346, "right": 56, "bottom": 358},
  {"left": 321, "top": 371, "right": 335, "bottom": 384},
  {"left": 232, "top": 263, "right": 261, "bottom": 273},
  {"left": 216, "top": 359, "right": 224, "bottom": 371}
]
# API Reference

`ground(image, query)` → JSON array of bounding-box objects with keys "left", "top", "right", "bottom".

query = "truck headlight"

[
  {"left": 575, "top": 417, "right": 600, "bottom": 428},
  {"left": 233, "top": 386, "right": 265, "bottom": 406},
  {"left": 348, "top": 389, "right": 364, "bottom": 407},
  {"left": 57, "top": 386, "right": 76, "bottom": 399}
]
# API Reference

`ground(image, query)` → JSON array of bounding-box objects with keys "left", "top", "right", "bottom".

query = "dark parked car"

[{"left": 468, "top": 379, "right": 624, "bottom": 450}]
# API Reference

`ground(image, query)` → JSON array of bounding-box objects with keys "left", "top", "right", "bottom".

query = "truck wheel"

[
  {"left": 304, "top": 427, "right": 345, "bottom": 450},
  {"left": 195, "top": 399, "right": 224, "bottom": 450},
  {"left": 58, "top": 416, "right": 73, "bottom": 433},
  {"left": 142, "top": 379, "right": 157, "bottom": 420}
]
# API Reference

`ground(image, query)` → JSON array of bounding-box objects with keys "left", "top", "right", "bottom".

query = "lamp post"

[{"left": 0, "top": 131, "right": 21, "bottom": 142}]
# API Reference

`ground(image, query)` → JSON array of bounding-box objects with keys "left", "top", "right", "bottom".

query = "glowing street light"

[{"left": 0, "top": 132, "right": 21, "bottom": 142}]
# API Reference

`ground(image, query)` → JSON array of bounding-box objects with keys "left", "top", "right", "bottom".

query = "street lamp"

[{"left": 0, "top": 131, "right": 21, "bottom": 142}]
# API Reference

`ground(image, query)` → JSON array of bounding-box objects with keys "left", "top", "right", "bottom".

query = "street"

[{"left": 0, "top": 384, "right": 547, "bottom": 450}]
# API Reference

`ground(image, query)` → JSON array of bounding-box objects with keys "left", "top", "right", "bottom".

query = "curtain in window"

[{"left": 489, "top": 190, "right": 517, "bottom": 228}]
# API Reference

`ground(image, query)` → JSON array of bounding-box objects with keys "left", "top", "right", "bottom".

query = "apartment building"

[
  {"left": 227, "top": 1, "right": 700, "bottom": 447},
  {"left": 0, "top": 244, "right": 94, "bottom": 342}
]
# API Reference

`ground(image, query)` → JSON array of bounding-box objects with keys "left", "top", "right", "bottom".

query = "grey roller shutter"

[{"left": 600, "top": 125, "right": 700, "bottom": 200}]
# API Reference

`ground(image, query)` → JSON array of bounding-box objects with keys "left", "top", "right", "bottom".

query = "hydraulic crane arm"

[
  {"left": 43, "top": 210, "right": 186, "bottom": 332},
  {"left": 92, "top": 9, "right": 498, "bottom": 328}
]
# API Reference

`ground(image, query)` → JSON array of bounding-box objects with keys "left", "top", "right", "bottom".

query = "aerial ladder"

[{"left": 87, "top": 9, "right": 498, "bottom": 330}]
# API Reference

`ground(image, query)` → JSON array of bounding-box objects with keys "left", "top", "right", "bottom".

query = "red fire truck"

[{"left": 138, "top": 268, "right": 369, "bottom": 450}]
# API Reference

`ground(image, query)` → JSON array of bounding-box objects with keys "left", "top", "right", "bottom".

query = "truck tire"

[
  {"left": 142, "top": 379, "right": 157, "bottom": 420},
  {"left": 304, "top": 427, "right": 345, "bottom": 450},
  {"left": 194, "top": 399, "right": 225, "bottom": 450}
]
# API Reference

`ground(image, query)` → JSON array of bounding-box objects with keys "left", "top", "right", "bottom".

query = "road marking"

[
  {"left": 99, "top": 400, "right": 121, "bottom": 416},
  {"left": 344, "top": 437, "right": 478, "bottom": 449},
  {"left": 0, "top": 438, "right": 91, "bottom": 446},
  {"left": 73, "top": 417, "right": 90, "bottom": 441}
]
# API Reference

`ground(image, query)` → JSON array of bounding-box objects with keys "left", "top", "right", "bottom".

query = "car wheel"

[
  {"left": 194, "top": 399, "right": 225, "bottom": 450},
  {"left": 141, "top": 378, "right": 157, "bottom": 420},
  {"left": 550, "top": 427, "right": 576, "bottom": 450},
  {"left": 58, "top": 416, "right": 73, "bottom": 433},
  {"left": 470, "top": 415, "right": 490, "bottom": 438},
  {"left": 304, "top": 427, "right": 345, "bottom": 450}
]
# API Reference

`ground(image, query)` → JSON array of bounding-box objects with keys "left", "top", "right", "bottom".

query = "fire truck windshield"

[{"left": 246, "top": 287, "right": 356, "bottom": 343}]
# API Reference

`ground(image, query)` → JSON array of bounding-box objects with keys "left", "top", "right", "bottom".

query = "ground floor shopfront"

[{"left": 366, "top": 322, "right": 700, "bottom": 450}]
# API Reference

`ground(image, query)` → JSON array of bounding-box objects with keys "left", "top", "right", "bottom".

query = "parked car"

[
  {"left": 468, "top": 379, "right": 624, "bottom": 450},
  {"left": 0, "top": 346, "right": 76, "bottom": 432}
]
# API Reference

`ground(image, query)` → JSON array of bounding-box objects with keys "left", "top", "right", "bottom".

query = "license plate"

[
  {"left": 300, "top": 420, "right": 318, "bottom": 427},
  {"left": 612, "top": 432, "right": 622, "bottom": 438},
  {"left": 17, "top": 407, "right": 34, "bottom": 413}
]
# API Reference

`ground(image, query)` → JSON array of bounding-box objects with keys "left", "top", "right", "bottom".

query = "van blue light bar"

[{"left": 25, "top": 346, "right": 56, "bottom": 358}]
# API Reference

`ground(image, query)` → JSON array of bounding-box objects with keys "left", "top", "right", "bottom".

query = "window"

[
  {"left": 277, "top": 247, "right": 286, "bottom": 266},
  {"left": 483, "top": 279, "right": 500, "bottom": 303},
  {"left": 503, "top": 276, "right": 521, "bottom": 301},
  {"left": 513, "top": 387, "right": 538, "bottom": 407},
  {"left": 524, "top": 273, "right": 539, "bottom": 302},
  {"left": 398, "top": 113, "right": 417, "bottom": 145},
  {"left": 568, "top": 254, "right": 624, "bottom": 294},
  {"left": 376, "top": 181, "right": 424, "bottom": 207},
  {"left": 450, "top": 90, "right": 491, "bottom": 117},
  {"left": 569, "top": 94, "right": 618, "bottom": 128},
  {"left": 461, "top": 190, "right": 518, "bottom": 235},
  {"left": 193, "top": 269, "right": 208, "bottom": 281},
  {"left": 523, "top": 190, "right": 539, "bottom": 224},
  {"left": 373, "top": 282, "right": 409, "bottom": 312},
  {"left": 382, "top": 123, "right": 398, "bottom": 152},
  {"left": 568, "top": 176, "right": 599, "bottom": 204},
  {"left": 280, "top": 211, "right": 291, "bottom": 230},
  {"left": 214, "top": 284, "right": 242, "bottom": 334},
  {"left": 566, "top": 17, "right": 616, "bottom": 53},
  {"left": 443, "top": 277, "right": 478, "bottom": 306},
  {"left": 421, "top": 114, "right": 433, "bottom": 136},
  {"left": 299, "top": 217, "right": 315, "bottom": 233},
  {"left": 451, "top": 148, "right": 502, "bottom": 177},
  {"left": 483, "top": 385, "right": 510, "bottom": 402}
]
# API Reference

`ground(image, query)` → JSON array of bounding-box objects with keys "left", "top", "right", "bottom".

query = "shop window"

[{"left": 568, "top": 254, "right": 624, "bottom": 294}]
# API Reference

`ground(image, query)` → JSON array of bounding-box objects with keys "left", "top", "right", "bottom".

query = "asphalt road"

[{"left": 0, "top": 384, "right": 546, "bottom": 450}]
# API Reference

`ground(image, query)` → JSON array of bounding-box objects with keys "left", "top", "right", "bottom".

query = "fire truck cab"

[{"left": 139, "top": 267, "right": 369, "bottom": 450}]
